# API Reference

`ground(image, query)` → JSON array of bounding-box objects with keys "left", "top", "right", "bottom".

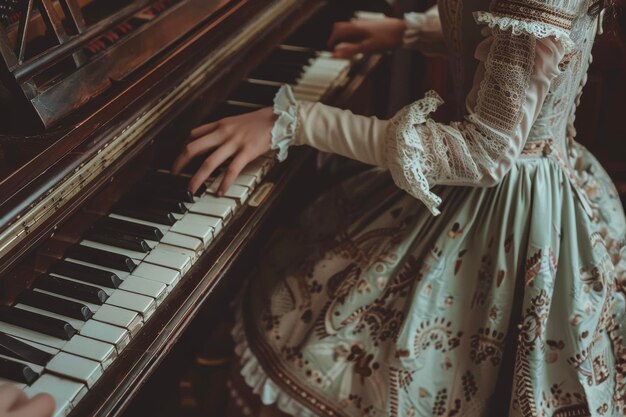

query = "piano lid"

[{"left": 0, "top": 0, "right": 233, "bottom": 131}]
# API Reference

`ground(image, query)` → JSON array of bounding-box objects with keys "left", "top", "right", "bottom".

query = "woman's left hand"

[{"left": 171, "top": 107, "right": 276, "bottom": 195}]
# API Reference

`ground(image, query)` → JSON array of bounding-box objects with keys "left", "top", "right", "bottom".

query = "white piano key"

[
  {"left": 222, "top": 184, "right": 250, "bottom": 204},
  {"left": 169, "top": 214, "right": 215, "bottom": 245},
  {"left": 143, "top": 245, "right": 192, "bottom": 273},
  {"left": 24, "top": 374, "right": 87, "bottom": 417},
  {"left": 161, "top": 231, "right": 203, "bottom": 253},
  {"left": 188, "top": 195, "right": 236, "bottom": 221},
  {"left": 240, "top": 164, "right": 264, "bottom": 181},
  {"left": 0, "top": 321, "right": 67, "bottom": 350},
  {"left": 118, "top": 275, "right": 167, "bottom": 303},
  {"left": 151, "top": 243, "right": 195, "bottom": 265},
  {"left": 45, "top": 352, "right": 102, "bottom": 388},
  {"left": 79, "top": 321, "right": 130, "bottom": 352},
  {"left": 92, "top": 305, "right": 142, "bottom": 336},
  {"left": 51, "top": 262, "right": 165, "bottom": 303},
  {"left": 79, "top": 240, "right": 147, "bottom": 261},
  {"left": 132, "top": 263, "right": 180, "bottom": 287},
  {"left": 105, "top": 291, "right": 155, "bottom": 319},
  {"left": 60, "top": 336, "right": 116, "bottom": 369},
  {"left": 233, "top": 174, "right": 257, "bottom": 189},
  {"left": 292, "top": 89, "right": 323, "bottom": 101}
]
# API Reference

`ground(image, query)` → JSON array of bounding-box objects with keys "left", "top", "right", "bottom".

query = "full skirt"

[{"left": 232, "top": 141, "right": 626, "bottom": 417}]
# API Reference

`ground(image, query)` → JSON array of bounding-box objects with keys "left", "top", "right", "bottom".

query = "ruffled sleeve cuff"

[
  {"left": 473, "top": 10, "right": 576, "bottom": 52},
  {"left": 270, "top": 84, "right": 299, "bottom": 162},
  {"left": 402, "top": 7, "right": 446, "bottom": 56},
  {"left": 386, "top": 90, "right": 445, "bottom": 216},
  {"left": 403, "top": 12, "right": 428, "bottom": 47}
]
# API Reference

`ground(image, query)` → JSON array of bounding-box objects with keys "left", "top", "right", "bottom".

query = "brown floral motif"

[
  {"left": 461, "top": 370, "right": 478, "bottom": 402},
  {"left": 471, "top": 255, "right": 494, "bottom": 308},
  {"left": 355, "top": 305, "right": 405, "bottom": 346},
  {"left": 454, "top": 249, "right": 468, "bottom": 275},
  {"left": 524, "top": 248, "right": 558, "bottom": 288},
  {"left": 447, "top": 222, "right": 464, "bottom": 239},
  {"left": 326, "top": 263, "right": 361, "bottom": 305},
  {"left": 469, "top": 327, "right": 505, "bottom": 366},
  {"left": 541, "top": 383, "right": 589, "bottom": 414},
  {"left": 412, "top": 317, "right": 463, "bottom": 360},
  {"left": 592, "top": 354, "right": 610, "bottom": 385},
  {"left": 514, "top": 289, "right": 551, "bottom": 417},
  {"left": 346, "top": 343, "right": 380, "bottom": 384},
  {"left": 383, "top": 255, "right": 422, "bottom": 300},
  {"left": 431, "top": 388, "right": 461, "bottom": 416}
]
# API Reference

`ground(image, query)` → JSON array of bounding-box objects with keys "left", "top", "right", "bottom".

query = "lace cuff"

[
  {"left": 386, "top": 90, "right": 445, "bottom": 216},
  {"left": 403, "top": 12, "right": 427, "bottom": 47},
  {"left": 473, "top": 10, "right": 576, "bottom": 51},
  {"left": 271, "top": 84, "right": 299, "bottom": 162}
]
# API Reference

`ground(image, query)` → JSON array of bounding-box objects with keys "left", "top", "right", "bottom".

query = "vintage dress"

[{"left": 231, "top": 0, "right": 626, "bottom": 416}]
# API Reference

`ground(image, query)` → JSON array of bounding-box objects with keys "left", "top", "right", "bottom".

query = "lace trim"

[
  {"left": 403, "top": 12, "right": 427, "bottom": 46},
  {"left": 474, "top": 11, "right": 576, "bottom": 52},
  {"left": 271, "top": 84, "right": 299, "bottom": 162},
  {"left": 231, "top": 304, "right": 320, "bottom": 417},
  {"left": 386, "top": 90, "right": 445, "bottom": 216}
]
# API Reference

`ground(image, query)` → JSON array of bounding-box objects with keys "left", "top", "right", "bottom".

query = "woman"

[
  {"left": 173, "top": 0, "right": 626, "bottom": 415},
  {"left": 0, "top": 385, "right": 53, "bottom": 417}
]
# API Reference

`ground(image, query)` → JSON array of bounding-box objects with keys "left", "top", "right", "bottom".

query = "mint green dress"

[{"left": 231, "top": 1, "right": 626, "bottom": 416}]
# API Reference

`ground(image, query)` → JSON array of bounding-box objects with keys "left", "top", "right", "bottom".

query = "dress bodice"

[{"left": 438, "top": 0, "right": 600, "bottom": 164}]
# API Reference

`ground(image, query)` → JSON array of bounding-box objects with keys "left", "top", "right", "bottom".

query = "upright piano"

[{"left": 0, "top": 0, "right": 394, "bottom": 416}]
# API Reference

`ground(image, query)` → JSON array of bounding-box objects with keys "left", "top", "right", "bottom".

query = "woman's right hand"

[
  {"left": 0, "top": 385, "right": 54, "bottom": 417},
  {"left": 327, "top": 17, "right": 406, "bottom": 59}
]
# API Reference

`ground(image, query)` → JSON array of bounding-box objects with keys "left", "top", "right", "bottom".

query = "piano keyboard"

[{"left": 0, "top": 40, "right": 357, "bottom": 417}]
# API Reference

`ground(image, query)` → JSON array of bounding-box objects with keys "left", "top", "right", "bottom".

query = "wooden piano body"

[{"left": 0, "top": 0, "right": 396, "bottom": 416}]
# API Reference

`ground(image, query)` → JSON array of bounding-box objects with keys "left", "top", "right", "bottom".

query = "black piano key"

[
  {"left": 50, "top": 260, "right": 122, "bottom": 289},
  {"left": 33, "top": 275, "right": 108, "bottom": 305},
  {"left": 149, "top": 199, "right": 188, "bottom": 215},
  {"left": 144, "top": 172, "right": 207, "bottom": 196},
  {"left": 230, "top": 82, "right": 280, "bottom": 106},
  {"left": 0, "top": 332, "right": 53, "bottom": 366},
  {"left": 137, "top": 182, "right": 195, "bottom": 203},
  {"left": 85, "top": 227, "right": 152, "bottom": 252},
  {"left": 0, "top": 356, "right": 38, "bottom": 385},
  {"left": 97, "top": 217, "right": 164, "bottom": 241},
  {"left": 112, "top": 206, "right": 176, "bottom": 226},
  {"left": 17, "top": 290, "right": 93, "bottom": 321},
  {"left": 250, "top": 65, "right": 303, "bottom": 84},
  {"left": 0, "top": 306, "right": 77, "bottom": 340},
  {"left": 269, "top": 48, "right": 316, "bottom": 65},
  {"left": 66, "top": 244, "right": 137, "bottom": 273}
]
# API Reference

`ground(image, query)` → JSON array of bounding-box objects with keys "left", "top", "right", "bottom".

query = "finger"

[
  {"left": 332, "top": 42, "right": 364, "bottom": 59},
  {"left": 188, "top": 121, "right": 219, "bottom": 140},
  {"left": 218, "top": 151, "right": 250, "bottom": 196},
  {"left": 11, "top": 394, "right": 55, "bottom": 417},
  {"left": 327, "top": 22, "right": 367, "bottom": 50},
  {"left": 0, "top": 385, "right": 25, "bottom": 411},
  {"left": 188, "top": 142, "right": 238, "bottom": 194},
  {"left": 171, "top": 130, "right": 228, "bottom": 174}
]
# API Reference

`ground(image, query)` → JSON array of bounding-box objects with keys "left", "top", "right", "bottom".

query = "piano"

[{"left": 0, "top": 0, "right": 397, "bottom": 416}]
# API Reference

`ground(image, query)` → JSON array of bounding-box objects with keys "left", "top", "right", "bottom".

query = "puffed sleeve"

[{"left": 269, "top": 0, "right": 580, "bottom": 216}]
